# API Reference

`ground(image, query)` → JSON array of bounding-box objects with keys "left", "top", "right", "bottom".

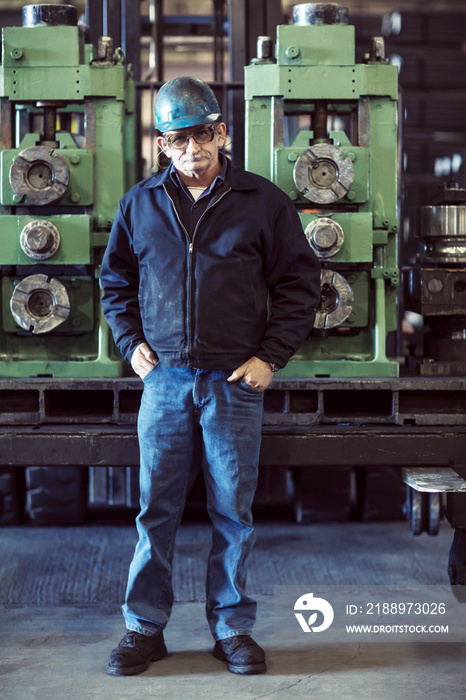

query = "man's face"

[{"left": 156, "top": 122, "right": 226, "bottom": 181}]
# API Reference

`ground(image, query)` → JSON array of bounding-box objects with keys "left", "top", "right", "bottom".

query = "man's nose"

[{"left": 186, "top": 135, "right": 201, "bottom": 152}]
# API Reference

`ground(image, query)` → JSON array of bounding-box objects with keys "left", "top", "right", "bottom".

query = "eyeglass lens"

[{"left": 166, "top": 126, "right": 215, "bottom": 149}]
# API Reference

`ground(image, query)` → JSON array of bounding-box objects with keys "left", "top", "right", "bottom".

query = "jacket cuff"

[
  {"left": 255, "top": 348, "right": 287, "bottom": 371},
  {"left": 119, "top": 335, "right": 146, "bottom": 364}
]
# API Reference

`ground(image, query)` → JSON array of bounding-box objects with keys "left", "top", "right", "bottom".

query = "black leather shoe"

[
  {"left": 213, "top": 635, "right": 266, "bottom": 674},
  {"left": 107, "top": 630, "right": 167, "bottom": 676}
]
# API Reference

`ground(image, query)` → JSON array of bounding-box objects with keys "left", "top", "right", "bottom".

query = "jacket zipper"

[{"left": 163, "top": 184, "right": 232, "bottom": 362}]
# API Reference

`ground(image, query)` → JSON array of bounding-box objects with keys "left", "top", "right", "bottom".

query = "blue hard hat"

[{"left": 154, "top": 76, "right": 222, "bottom": 132}]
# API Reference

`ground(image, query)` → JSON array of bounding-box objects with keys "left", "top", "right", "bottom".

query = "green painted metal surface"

[
  {"left": 0, "top": 214, "right": 91, "bottom": 265},
  {"left": 245, "top": 14, "right": 400, "bottom": 378},
  {"left": 0, "top": 20, "right": 135, "bottom": 378},
  {"left": 276, "top": 24, "right": 356, "bottom": 67}
]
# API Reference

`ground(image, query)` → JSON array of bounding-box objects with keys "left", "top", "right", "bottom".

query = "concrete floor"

[
  {"left": 1, "top": 519, "right": 465, "bottom": 700},
  {"left": 2, "top": 598, "right": 465, "bottom": 700}
]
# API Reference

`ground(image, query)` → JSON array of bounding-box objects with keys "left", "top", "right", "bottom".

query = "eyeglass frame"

[{"left": 162, "top": 124, "right": 219, "bottom": 150}]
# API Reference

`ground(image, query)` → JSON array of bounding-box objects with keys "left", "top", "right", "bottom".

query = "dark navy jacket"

[{"left": 100, "top": 159, "right": 321, "bottom": 370}]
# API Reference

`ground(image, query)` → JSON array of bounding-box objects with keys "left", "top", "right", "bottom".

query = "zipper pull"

[{"left": 189, "top": 242, "right": 193, "bottom": 253}]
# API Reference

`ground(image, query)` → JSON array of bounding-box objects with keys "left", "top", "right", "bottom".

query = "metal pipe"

[
  {"left": 213, "top": 0, "right": 225, "bottom": 82},
  {"left": 313, "top": 101, "right": 328, "bottom": 141},
  {"left": 43, "top": 106, "right": 57, "bottom": 142}
]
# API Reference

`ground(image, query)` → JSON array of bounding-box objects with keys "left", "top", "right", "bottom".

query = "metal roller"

[
  {"left": 9, "top": 146, "right": 70, "bottom": 206},
  {"left": 418, "top": 205, "right": 466, "bottom": 264},
  {"left": 10, "top": 274, "right": 70, "bottom": 334},
  {"left": 293, "top": 3, "right": 349, "bottom": 26},
  {"left": 305, "top": 217, "right": 344, "bottom": 258},
  {"left": 428, "top": 492, "right": 441, "bottom": 536},
  {"left": 20, "top": 220, "right": 61, "bottom": 260},
  {"left": 294, "top": 143, "right": 354, "bottom": 204},
  {"left": 22, "top": 4, "right": 77, "bottom": 27},
  {"left": 313, "top": 269, "right": 354, "bottom": 329},
  {"left": 404, "top": 486, "right": 441, "bottom": 536}
]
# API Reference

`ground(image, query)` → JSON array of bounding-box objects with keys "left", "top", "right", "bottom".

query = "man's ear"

[
  {"left": 216, "top": 122, "right": 227, "bottom": 145},
  {"left": 156, "top": 136, "right": 171, "bottom": 157}
]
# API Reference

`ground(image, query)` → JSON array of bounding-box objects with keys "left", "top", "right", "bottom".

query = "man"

[{"left": 101, "top": 76, "right": 321, "bottom": 676}]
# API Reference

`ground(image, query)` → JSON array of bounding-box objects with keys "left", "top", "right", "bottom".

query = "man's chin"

[
  {"left": 182, "top": 157, "right": 209, "bottom": 167},
  {"left": 181, "top": 161, "right": 210, "bottom": 175}
]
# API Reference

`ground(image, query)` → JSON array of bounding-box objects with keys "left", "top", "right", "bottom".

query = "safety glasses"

[{"left": 163, "top": 124, "right": 217, "bottom": 150}]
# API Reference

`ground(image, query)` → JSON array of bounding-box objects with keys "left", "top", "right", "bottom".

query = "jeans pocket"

[
  {"left": 239, "top": 379, "right": 263, "bottom": 394},
  {"left": 142, "top": 362, "right": 161, "bottom": 382}
]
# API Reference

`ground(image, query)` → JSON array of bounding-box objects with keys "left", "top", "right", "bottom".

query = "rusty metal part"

[
  {"left": 91, "top": 36, "right": 116, "bottom": 65},
  {"left": 313, "top": 101, "right": 329, "bottom": 141},
  {"left": 1, "top": 98, "right": 13, "bottom": 149},
  {"left": 363, "top": 36, "right": 390, "bottom": 64},
  {"left": 42, "top": 105, "right": 57, "bottom": 142}
]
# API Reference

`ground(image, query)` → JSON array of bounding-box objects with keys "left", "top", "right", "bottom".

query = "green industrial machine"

[
  {"left": 245, "top": 2, "right": 399, "bottom": 377},
  {"left": 0, "top": 3, "right": 135, "bottom": 377}
]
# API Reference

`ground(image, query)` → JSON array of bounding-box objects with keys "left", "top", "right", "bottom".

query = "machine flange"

[
  {"left": 293, "top": 143, "right": 354, "bottom": 204},
  {"left": 313, "top": 269, "right": 354, "bottom": 329},
  {"left": 9, "top": 146, "right": 70, "bottom": 206},
  {"left": 10, "top": 273, "right": 70, "bottom": 334},
  {"left": 418, "top": 205, "right": 466, "bottom": 264},
  {"left": 305, "top": 217, "right": 344, "bottom": 258},
  {"left": 20, "top": 219, "right": 61, "bottom": 260}
]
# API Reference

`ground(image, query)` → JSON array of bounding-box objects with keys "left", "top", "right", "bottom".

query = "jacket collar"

[{"left": 139, "top": 156, "right": 258, "bottom": 192}]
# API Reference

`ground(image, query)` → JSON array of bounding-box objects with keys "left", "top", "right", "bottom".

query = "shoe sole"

[
  {"left": 107, "top": 643, "right": 168, "bottom": 676},
  {"left": 226, "top": 661, "right": 267, "bottom": 675},
  {"left": 212, "top": 647, "right": 266, "bottom": 675}
]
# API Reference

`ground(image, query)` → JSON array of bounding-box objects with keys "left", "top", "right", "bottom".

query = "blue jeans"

[{"left": 122, "top": 365, "right": 264, "bottom": 640}]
